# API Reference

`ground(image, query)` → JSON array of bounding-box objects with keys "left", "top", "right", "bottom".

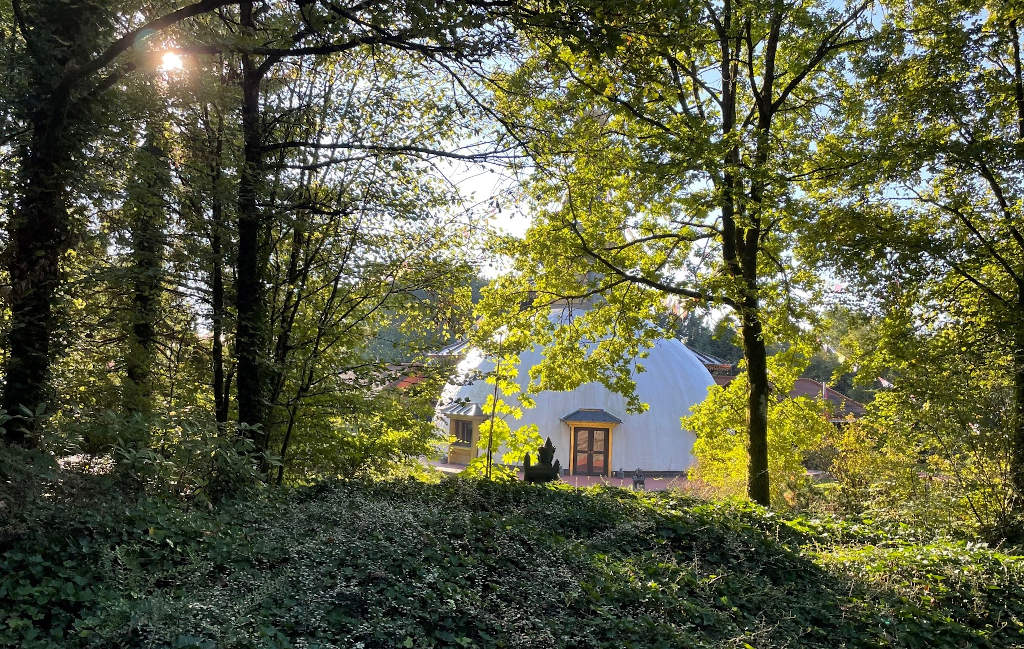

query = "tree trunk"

[
  {"left": 123, "top": 127, "right": 170, "bottom": 416},
  {"left": 235, "top": 0, "right": 270, "bottom": 444},
  {"left": 723, "top": 201, "right": 771, "bottom": 507},
  {"left": 2, "top": 111, "right": 71, "bottom": 445},
  {"left": 740, "top": 59, "right": 776, "bottom": 508},
  {"left": 713, "top": 3, "right": 770, "bottom": 506},
  {"left": 209, "top": 126, "right": 229, "bottom": 426},
  {"left": 741, "top": 305, "right": 771, "bottom": 506},
  {"left": 1006, "top": 20, "right": 1024, "bottom": 511},
  {"left": 1012, "top": 290, "right": 1024, "bottom": 504}
]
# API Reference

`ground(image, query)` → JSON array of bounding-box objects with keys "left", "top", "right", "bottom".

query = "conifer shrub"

[{"left": 523, "top": 437, "right": 560, "bottom": 483}]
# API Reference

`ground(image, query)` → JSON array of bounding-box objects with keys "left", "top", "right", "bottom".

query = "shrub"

[
  {"left": 523, "top": 437, "right": 560, "bottom": 483},
  {"left": 685, "top": 349, "right": 833, "bottom": 506}
]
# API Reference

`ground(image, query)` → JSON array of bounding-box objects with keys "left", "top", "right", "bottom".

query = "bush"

[
  {"left": 114, "top": 419, "right": 270, "bottom": 502},
  {"left": 685, "top": 349, "right": 834, "bottom": 506},
  {"left": 523, "top": 437, "right": 560, "bottom": 483},
  {"left": 38, "top": 411, "right": 272, "bottom": 503}
]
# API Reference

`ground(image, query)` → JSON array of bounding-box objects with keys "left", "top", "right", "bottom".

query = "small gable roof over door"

[{"left": 560, "top": 408, "right": 623, "bottom": 424}]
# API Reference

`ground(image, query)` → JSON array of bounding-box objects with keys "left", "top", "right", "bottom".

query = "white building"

[{"left": 435, "top": 308, "right": 716, "bottom": 476}]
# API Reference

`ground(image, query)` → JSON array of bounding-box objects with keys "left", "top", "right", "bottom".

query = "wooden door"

[{"left": 573, "top": 427, "right": 609, "bottom": 476}]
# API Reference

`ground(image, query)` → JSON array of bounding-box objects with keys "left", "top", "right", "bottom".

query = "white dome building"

[{"left": 436, "top": 309, "right": 716, "bottom": 476}]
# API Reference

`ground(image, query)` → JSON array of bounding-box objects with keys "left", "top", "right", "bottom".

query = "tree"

[
  {"left": 803, "top": 0, "right": 1024, "bottom": 516},
  {"left": 462, "top": 343, "right": 541, "bottom": 480},
  {"left": 800, "top": 306, "right": 877, "bottom": 404},
  {"left": 685, "top": 346, "right": 834, "bottom": 506},
  {"left": 122, "top": 124, "right": 172, "bottom": 416},
  {"left": 0, "top": 0, "right": 234, "bottom": 445},
  {"left": 198, "top": 0, "right": 511, "bottom": 441},
  {"left": 674, "top": 311, "right": 743, "bottom": 365},
  {"left": 173, "top": 71, "right": 237, "bottom": 426},
  {"left": 478, "top": 0, "right": 871, "bottom": 504},
  {"left": 0, "top": 0, "right": 509, "bottom": 446}
]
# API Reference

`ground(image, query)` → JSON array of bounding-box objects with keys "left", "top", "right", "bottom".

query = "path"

[{"left": 428, "top": 461, "right": 692, "bottom": 491}]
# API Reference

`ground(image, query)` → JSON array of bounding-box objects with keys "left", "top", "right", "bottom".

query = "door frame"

[{"left": 569, "top": 423, "right": 615, "bottom": 477}]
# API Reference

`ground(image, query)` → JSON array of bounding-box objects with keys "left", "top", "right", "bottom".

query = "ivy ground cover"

[{"left": 2, "top": 478, "right": 1022, "bottom": 648}]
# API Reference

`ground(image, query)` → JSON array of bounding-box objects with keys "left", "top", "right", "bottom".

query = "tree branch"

[
  {"left": 770, "top": 1, "right": 871, "bottom": 113},
  {"left": 564, "top": 216, "right": 736, "bottom": 309},
  {"left": 63, "top": 0, "right": 238, "bottom": 91},
  {"left": 261, "top": 140, "right": 507, "bottom": 161}
]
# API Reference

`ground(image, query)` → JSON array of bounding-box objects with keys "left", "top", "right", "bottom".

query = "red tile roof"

[
  {"left": 790, "top": 378, "right": 866, "bottom": 418},
  {"left": 391, "top": 374, "right": 425, "bottom": 390},
  {"left": 705, "top": 375, "right": 865, "bottom": 418}
]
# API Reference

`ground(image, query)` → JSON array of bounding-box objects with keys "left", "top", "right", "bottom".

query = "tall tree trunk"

[
  {"left": 740, "top": 298, "right": 771, "bottom": 506},
  {"left": 1006, "top": 20, "right": 1024, "bottom": 510},
  {"left": 209, "top": 124, "right": 229, "bottom": 426},
  {"left": 2, "top": 109, "right": 71, "bottom": 445},
  {"left": 1012, "top": 290, "right": 1024, "bottom": 504},
  {"left": 739, "top": 31, "right": 779, "bottom": 507},
  {"left": 713, "top": 2, "right": 770, "bottom": 506},
  {"left": 235, "top": 0, "right": 270, "bottom": 444},
  {"left": 211, "top": 213, "right": 228, "bottom": 425},
  {"left": 123, "top": 127, "right": 171, "bottom": 416},
  {"left": 725, "top": 219, "right": 771, "bottom": 507}
]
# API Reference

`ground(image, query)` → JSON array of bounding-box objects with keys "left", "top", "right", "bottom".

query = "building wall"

[{"left": 446, "top": 416, "right": 481, "bottom": 465}]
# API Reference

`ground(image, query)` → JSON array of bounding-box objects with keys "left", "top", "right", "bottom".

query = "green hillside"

[{"left": 3, "top": 478, "right": 1022, "bottom": 649}]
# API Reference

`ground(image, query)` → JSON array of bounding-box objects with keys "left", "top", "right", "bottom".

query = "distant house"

[
  {"left": 683, "top": 347, "right": 737, "bottom": 386},
  {"left": 708, "top": 372, "right": 866, "bottom": 423},
  {"left": 790, "top": 378, "right": 866, "bottom": 421},
  {"left": 431, "top": 311, "right": 867, "bottom": 476},
  {"left": 435, "top": 306, "right": 715, "bottom": 476}
]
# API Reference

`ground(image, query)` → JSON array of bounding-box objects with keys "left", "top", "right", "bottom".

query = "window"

[{"left": 452, "top": 419, "right": 473, "bottom": 446}]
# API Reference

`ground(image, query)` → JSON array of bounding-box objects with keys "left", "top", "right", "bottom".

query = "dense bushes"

[{"left": 1, "top": 476, "right": 1022, "bottom": 648}]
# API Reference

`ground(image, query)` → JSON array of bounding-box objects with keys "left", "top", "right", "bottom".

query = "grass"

[{"left": 2, "top": 476, "right": 1023, "bottom": 648}]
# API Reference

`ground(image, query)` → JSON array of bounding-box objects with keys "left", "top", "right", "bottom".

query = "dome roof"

[{"left": 437, "top": 314, "right": 715, "bottom": 473}]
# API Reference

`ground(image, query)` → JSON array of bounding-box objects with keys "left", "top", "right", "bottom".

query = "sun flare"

[{"left": 160, "top": 52, "right": 184, "bottom": 72}]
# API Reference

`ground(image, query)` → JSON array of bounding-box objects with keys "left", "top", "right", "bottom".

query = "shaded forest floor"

[{"left": 2, "top": 474, "right": 1023, "bottom": 648}]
